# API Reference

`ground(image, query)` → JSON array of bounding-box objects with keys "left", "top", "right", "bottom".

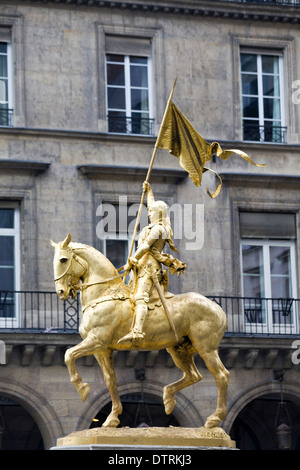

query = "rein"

[
  {"left": 75, "top": 266, "right": 129, "bottom": 290},
  {"left": 54, "top": 250, "right": 128, "bottom": 290}
]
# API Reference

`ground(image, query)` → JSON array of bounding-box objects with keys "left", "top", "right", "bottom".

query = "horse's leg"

[
  {"left": 65, "top": 332, "right": 99, "bottom": 402},
  {"left": 93, "top": 350, "right": 122, "bottom": 428},
  {"left": 199, "top": 349, "right": 229, "bottom": 428},
  {"left": 163, "top": 344, "right": 202, "bottom": 415}
]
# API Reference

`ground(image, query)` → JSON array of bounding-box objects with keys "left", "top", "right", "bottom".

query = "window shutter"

[
  {"left": 105, "top": 35, "right": 151, "bottom": 56},
  {"left": 240, "top": 212, "right": 296, "bottom": 239},
  {"left": 0, "top": 27, "right": 12, "bottom": 43}
]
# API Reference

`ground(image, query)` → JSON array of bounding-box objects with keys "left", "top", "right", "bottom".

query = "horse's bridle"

[
  {"left": 54, "top": 250, "right": 87, "bottom": 282},
  {"left": 54, "top": 249, "right": 128, "bottom": 292}
]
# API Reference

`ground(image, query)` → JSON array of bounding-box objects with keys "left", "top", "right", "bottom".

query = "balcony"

[
  {"left": 107, "top": 115, "right": 154, "bottom": 136},
  {"left": 243, "top": 123, "right": 287, "bottom": 143},
  {"left": 0, "top": 291, "right": 298, "bottom": 337},
  {"left": 0, "top": 108, "right": 13, "bottom": 127}
]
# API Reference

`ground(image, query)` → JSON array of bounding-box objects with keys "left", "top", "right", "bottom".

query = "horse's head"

[{"left": 50, "top": 233, "right": 87, "bottom": 300}]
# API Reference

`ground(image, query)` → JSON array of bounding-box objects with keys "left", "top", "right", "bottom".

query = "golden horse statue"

[{"left": 51, "top": 234, "right": 229, "bottom": 429}]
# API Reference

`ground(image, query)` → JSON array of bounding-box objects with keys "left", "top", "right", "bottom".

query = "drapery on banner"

[{"left": 156, "top": 101, "right": 265, "bottom": 198}]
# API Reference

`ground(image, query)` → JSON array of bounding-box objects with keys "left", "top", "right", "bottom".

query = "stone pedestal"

[{"left": 51, "top": 426, "right": 236, "bottom": 450}]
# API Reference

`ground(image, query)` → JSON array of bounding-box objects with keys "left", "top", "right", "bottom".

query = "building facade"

[{"left": 0, "top": 0, "right": 300, "bottom": 450}]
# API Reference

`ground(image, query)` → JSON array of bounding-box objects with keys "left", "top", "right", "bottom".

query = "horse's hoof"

[
  {"left": 79, "top": 383, "right": 90, "bottom": 402},
  {"left": 164, "top": 396, "right": 176, "bottom": 415},
  {"left": 102, "top": 416, "right": 120, "bottom": 428},
  {"left": 204, "top": 416, "right": 221, "bottom": 428}
]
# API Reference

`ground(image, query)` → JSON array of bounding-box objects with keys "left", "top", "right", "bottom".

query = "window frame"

[
  {"left": 96, "top": 198, "right": 144, "bottom": 273},
  {"left": 0, "top": 202, "right": 21, "bottom": 328},
  {"left": 102, "top": 233, "right": 138, "bottom": 270},
  {"left": 240, "top": 239, "right": 298, "bottom": 334},
  {"left": 105, "top": 53, "right": 153, "bottom": 135},
  {"left": 0, "top": 40, "right": 13, "bottom": 126},
  {"left": 240, "top": 51, "right": 286, "bottom": 143}
]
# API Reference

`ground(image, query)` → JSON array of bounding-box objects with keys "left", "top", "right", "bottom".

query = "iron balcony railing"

[
  {"left": 0, "top": 108, "right": 13, "bottom": 127},
  {"left": 243, "top": 123, "right": 287, "bottom": 143},
  {"left": 0, "top": 290, "right": 79, "bottom": 332},
  {"left": 208, "top": 296, "right": 298, "bottom": 336},
  {"left": 218, "top": 0, "right": 300, "bottom": 5},
  {"left": 107, "top": 115, "right": 155, "bottom": 136},
  {"left": 0, "top": 290, "right": 299, "bottom": 336}
]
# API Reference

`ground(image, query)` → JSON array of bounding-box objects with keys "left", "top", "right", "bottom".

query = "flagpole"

[{"left": 127, "top": 78, "right": 177, "bottom": 260}]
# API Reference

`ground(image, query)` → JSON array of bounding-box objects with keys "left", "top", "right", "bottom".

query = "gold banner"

[{"left": 156, "top": 101, "right": 265, "bottom": 198}]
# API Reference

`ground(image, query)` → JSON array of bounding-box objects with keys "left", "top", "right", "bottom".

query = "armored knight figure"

[{"left": 118, "top": 181, "right": 186, "bottom": 344}]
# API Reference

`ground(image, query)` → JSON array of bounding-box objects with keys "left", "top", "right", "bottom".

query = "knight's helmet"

[{"left": 150, "top": 200, "right": 169, "bottom": 221}]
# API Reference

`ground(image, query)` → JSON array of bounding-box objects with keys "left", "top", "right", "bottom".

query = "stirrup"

[
  {"left": 132, "top": 330, "right": 145, "bottom": 340},
  {"left": 117, "top": 329, "right": 145, "bottom": 344}
]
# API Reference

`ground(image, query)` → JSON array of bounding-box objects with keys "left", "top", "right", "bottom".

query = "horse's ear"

[
  {"left": 50, "top": 239, "right": 57, "bottom": 249},
  {"left": 61, "top": 233, "right": 71, "bottom": 249}
]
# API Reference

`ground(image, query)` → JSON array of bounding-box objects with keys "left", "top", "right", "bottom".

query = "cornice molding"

[
  {"left": 1, "top": 128, "right": 300, "bottom": 152},
  {"left": 77, "top": 164, "right": 187, "bottom": 183},
  {"left": 219, "top": 172, "right": 300, "bottom": 186},
  {"left": 19, "top": 0, "right": 300, "bottom": 23},
  {"left": 0, "top": 332, "right": 295, "bottom": 369},
  {"left": 0, "top": 126, "right": 156, "bottom": 145},
  {"left": 0, "top": 159, "right": 51, "bottom": 174}
]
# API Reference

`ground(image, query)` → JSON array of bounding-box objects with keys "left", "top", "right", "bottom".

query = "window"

[
  {"left": 96, "top": 200, "right": 147, "bottom": 272},
  {"left": 240, "top": 52, "right": 286, "bottom": 143},
  {"left": 106, "top": 54, "right": 153, "bottom": 135},
  {"left": 0, "top": 204, "right": 21, "bottom": 327},
  {"left": 0, "top": 39, "right": 13, "bottom": 126},
  {"left": 240, "top": 212, "right": 297, "bottom": 334}
]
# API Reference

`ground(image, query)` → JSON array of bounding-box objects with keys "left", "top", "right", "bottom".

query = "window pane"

[
  {"left": 263, "top": 98, "right": 281, "bottom": 120},
  {"left": 106, "top": 239, "right": 127, "bottom": 268},
  {"left": 242, "top": 245, "right": 263, "bottom": 276},
  {"left": 242, "top": 245, "right": 264, "bottom": 297},
  {"left": 243, "top": 275, "right": 264, "bottom": 299},
  {"left": 0, "top": 290, "right": 15, "bottom": 318},
  {"left": 264, "top": 121, "right": 282, "bottom": 143},
  {"left": 262, "top": 55, "right": 279, "bottom": 74},
  {"left": 242, "top": 74, "right": 258, "bottom": 95},
  {"left": 270, "top": 246, "right": 290, "bottom": 276},
  {"left": 0, "top": 235, "right": 14, "bottom": 266},
  {"left": 131, "top": 112, "right": 152, "bottom": 135},
  {"left": 243, "top": 120, "right": 260, "bottom": 141},
  {"left": 130, "top": 56, "right": 147, "bottom": 65},
  {"left": 106, "top": 54, "right": 124, "bottom": 63},
  {"left": 0, "top": 267, "right": 14, "bottom": 290},
  {"left": 263, "top": 75, "right": 279, "bottom": 97},
  {"left": 0, "top": 43, "right": 7, "bottom": 54},
  {"left": 107, "top": 111, "right": 126, "bottom": 133},
  {"left": 131, "top": 89, "right": 149, "bottom": 111},
  {"left": 107, "top": 87, "right": 125, "bottom": 110},
  {"left": 0, "top": 78, "right": 8, "bottom": 102},
  {"left": 241, "top": 54, "right": 257, "bottom": 72},
  {"left": 130, "top": 65, "right": 148, "bottom": 88},
  {"left": 0, "top": 54, "right": 8, "bottom": 78},
  {"left": 242, "top": 96, "right": 258, "bottom": 118},
  {"left": 107, "top": 63, "right": 125, "bottom": 86},
  {"left": 0, "top": 209, "right": 14, "bottom": 228},
  {"left": 271, "top": 279, "right": 290, "bottom": 299}
]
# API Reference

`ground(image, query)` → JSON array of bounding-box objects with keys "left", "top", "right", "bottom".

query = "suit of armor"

[{"left": 118, "top": 182, "right": 185, "bottom": 344}]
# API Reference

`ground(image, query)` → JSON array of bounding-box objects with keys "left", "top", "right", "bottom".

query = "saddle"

[{"left": 81, "top": 274, "right": 174, "bottom": 314}]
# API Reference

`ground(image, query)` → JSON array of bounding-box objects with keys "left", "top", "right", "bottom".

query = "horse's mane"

[{"left": 69, "top": 242, "right": 119, "bottom": 275}]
